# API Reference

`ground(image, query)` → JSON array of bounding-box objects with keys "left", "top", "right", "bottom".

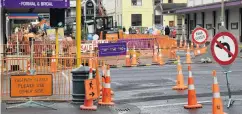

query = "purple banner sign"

[
  {"left": 98, "top": 42, "right": 127, "bottom": 57},
  {"left": 118, "top": 38, "right": 155, "bottom": 50},
  {"left": 2, "top": 0, "right": 70, "bottom": 8}
]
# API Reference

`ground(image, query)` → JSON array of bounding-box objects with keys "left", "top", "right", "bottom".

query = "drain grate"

[{"left": 115, "top": 108, "right": 131, "bottom": 112}]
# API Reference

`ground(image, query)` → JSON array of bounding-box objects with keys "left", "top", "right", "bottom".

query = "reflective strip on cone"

[
  {"left": 213, "top": 77, "right": 218, "bottom": 84},
  {"left": 189, "top": 71, "right": 192, "bottom": 77},
  {"left": 178, "top": 70, "right": 182, "bottom": 74},
  {"left": 104, "top": 83, "right": 111, "bottom": 88},
  {"left": 213, "top": 92, "right": 221, "bottom": 98},
  {"left": 197, "top": 50, "right": 201, "bottom": 54},
  {"left": 188, "top": 84, "right": 195, "bottom": 90}
]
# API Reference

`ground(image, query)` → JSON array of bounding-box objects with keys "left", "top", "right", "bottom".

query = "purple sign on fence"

[
  {"left": 98, "top": 42, "right": 127, "bottom": 57},
  {"left": 117, "top": 38, "right": 155, "bottom": 50},
  {"left": 2, "top": 0, "right": 70, "bottom": 8}
]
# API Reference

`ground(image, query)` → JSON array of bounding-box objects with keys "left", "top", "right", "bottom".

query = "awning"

[
  {"left": 176, "top": 0, "right": 242, "bottom": 13},
  {"left": 8, "top": 13, "right": 39, "bottom": 19},
  {"left": 154, "top": 3, "right": 187, "bottom": 14}
]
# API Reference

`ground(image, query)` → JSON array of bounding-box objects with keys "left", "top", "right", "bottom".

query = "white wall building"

[
  {"left": 102, "top": 0, "right": 122, "bottom": 26},
  {"left": 175, "top": 0, "right": 242, "bottom": 43}
]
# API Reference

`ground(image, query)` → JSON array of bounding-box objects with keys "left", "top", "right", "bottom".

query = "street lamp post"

[{"left": 76, "top": 0, "right": 82, "bottom": 66}]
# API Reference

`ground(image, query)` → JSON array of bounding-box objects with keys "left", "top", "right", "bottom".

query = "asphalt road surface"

[{"left": 111, "top": 57, "right": 242, "bottom": 114}]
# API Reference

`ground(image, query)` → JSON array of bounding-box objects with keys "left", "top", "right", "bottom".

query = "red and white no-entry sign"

[
  {"left": 192, "top": 27, "right": 209, "bottom": 44},
  {"left": 210, "top": 32, "right": 239, "bottom": 66}
]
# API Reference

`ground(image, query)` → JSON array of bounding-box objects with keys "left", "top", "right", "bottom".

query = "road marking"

[
  {"left": 141, "top": 101, "right": 211, "bottom": 108},
  {"left": 112, "top": 82, "right": 123, "bottom": 86}
]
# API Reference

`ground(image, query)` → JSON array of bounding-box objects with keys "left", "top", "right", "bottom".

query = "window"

[
  {"left": 154, "top": 0, "right": 160, "bottom": 5},
  {"left": 168, "top": 0, "right": 173, "bottom": 3},
  {"left": 131, "top": 14, "right": 142, "bottom": 26},
  {"left": 155, "top": 15, "right": 161, "bottom": 24},
  {"left": 132, "top": 0, "right": 142, "bottom": 6}
]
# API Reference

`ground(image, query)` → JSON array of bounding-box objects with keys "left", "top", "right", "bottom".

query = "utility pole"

[
  {"left": 76, "top": 0, "right": 82, "bottom": 66},
  {"left": 221, "top": 0, "right": 225, "bottom": 26}
]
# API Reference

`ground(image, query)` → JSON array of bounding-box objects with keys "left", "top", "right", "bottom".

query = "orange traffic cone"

[
  {"left": 153, "top": 45, "right": 158, "bottom": 62},
  {"left": 196, "top": 44, "right": 199, "bottom": 49},
  {"left": 157, "top": 49, "right": 165, "bottom": 65},
  {"left": 88, "top": 58, "right": 93, "bottom": 68},
  {"left": 173, "top": 56, "right": 188, "bottom": 90},
  {"left": 131, "top": 46, "right": 137, "bottom": 66},
  {"left": 185, "top": 44, "right": 193, "bottom": 64},
  {"left": 179, "top": 39, "right": 183, "bottom": 48},
  {"left": 51, "top": 51, "right": 57, "bottom": 73},
  {"left": 184, "top": 65, "right": 202, "bottom": 109},
  {"left": 99, "top": 65, "right": 115, "bottom": 106},
  {"left": 125, "top": 48, "right": 131, "bottom": 67},
  {"left": 191, "top": 42, "right": 194, "bottom": 50},
  {"left": 26, "top": 59, "right": 31, "bottom": 74},
  {"left": 80, "top": 68, "right": 97, "bottom": 110},
  {"left": 183, "top": 40, "right": 187, "bottom": 49},
  {"left": 212, "top": 70, "right": 227, "bottom": 114}
]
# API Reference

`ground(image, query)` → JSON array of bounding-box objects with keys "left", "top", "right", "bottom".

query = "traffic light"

[{"left": 50, "top": 8, "right": 65, "bottom": 27}]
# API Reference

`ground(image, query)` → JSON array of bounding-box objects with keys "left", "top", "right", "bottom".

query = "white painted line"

[
  {"left": 141, "top": 101, "right": 211, "bottom": 109},
  {"left": 112, "top": 82, "right": 123, "bottom": 86}
]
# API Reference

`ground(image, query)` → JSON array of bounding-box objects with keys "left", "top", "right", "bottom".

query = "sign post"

[
  {"left": 7, "top": 74, "right": 55, "bottom": 109},
  {"left": 210, "top": 27, "right": 239, "bottom": 108}
]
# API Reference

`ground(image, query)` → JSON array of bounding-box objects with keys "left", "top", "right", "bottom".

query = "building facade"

[
  {"left": 176, "top": 0, "right": 242, "bottom": 43},
  {"left": 103, "top": 0, "right": 154, "bottom": 28}
]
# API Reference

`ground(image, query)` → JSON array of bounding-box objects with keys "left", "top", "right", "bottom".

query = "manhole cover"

[{"left": 111, "top": 104, "right": 141, "bottom": 114}]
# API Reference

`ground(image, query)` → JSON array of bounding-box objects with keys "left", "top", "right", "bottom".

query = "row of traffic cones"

[
  {"left": 179, "top": 40, "right": 200, "bottom": 50},
  {"left": 125, "top": 47, "right": 138, "bottom": 67},
  {"left": 173, "top": 56, "right": 226, "bottom": 113},
  {"left": 80, "top": 58, "right": 115, "bottom": 111}
]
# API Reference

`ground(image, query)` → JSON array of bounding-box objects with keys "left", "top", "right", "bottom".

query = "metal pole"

[
  {"left": 221, "top": 0, "right": 225, "bottom": 26},
  {"left": 224, "top": 71, "right": 234, "bottom": 108},
  {"left": 76, "top": 0, "right": 82, "bottom": 66},
  {"left": 55, "top": 28, "right": 59, "bottom": 64}
]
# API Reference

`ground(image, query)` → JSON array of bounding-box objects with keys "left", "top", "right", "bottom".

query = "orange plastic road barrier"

[
  {"left": 99, "top": 65, "right": 115, "bottom": 106},
  {"left": 131, "top": 47, "right": 137, "bottom": 66},
  {"left": 80, "top": 68, "right": 97, "bottom": 110},
  {"left": 193, "top": 47, "right": 208, "bottom": 56},
  {"left": 185, "top": 45, "right": 193, "bottom": 64},
  {"left": 212, "top": 70, "right": 227, "bottom": 114},
  {"left": 184, "top": 66, "right": 202, "bottom": 109},
  {"left": 125, "top": 48, "right": 131, "bottom": 67},
  {"left": 173, "top": 56, "right": 188, "bottom": 90},
  {"left": 51, "top": 51, "right": 57, "bottom": 73}
]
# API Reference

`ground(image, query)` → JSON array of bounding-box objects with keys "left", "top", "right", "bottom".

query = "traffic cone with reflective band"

[
  {"left": 100, "top": 63, "right": 106, "bottom": 96},
  {"left": 80, "top": 68, "right": 97, "bottom": 110},
  {"left": 212, "top": 70, "right": 227, "bottom": 114},
  {"left": 88, "top": 58, "right": 93, "bottom": 68},
  {"left": 179, "top": 39, "right": 183, "bottom": 48},
  {"left": 185, "top": 44, "right": 193, "bottom": 64},
  {"left": 51, "top": 51, "right": 57, "bottom": 73},
  {"left": 194, "top": 46, "right": 207, "bottom": 56},
  {"left": 95, "top": 60, "right": 101, "bottom": 97},
  {"left": 26, "top": 59, "right": 31, "bottom": 74},
  {"left": 99, "top": 65, "right": 115, "bottom": 106},
  {"left": 131, "top": 46, "right": 137, "bottom": 66},
  {"left": 125, "top": 48, "right": 131, "bottom": 67},
  {"left": 191, "top": 42, "right": 194, "bottom": 50},
  {"left": 153, "top": 45, "right": 158, "bottom": 62},
  {"left": 173, "top": 56, "right": 187, "bottom": 90},
  {"left": 183, "top": 40, "right": 187, "bottom": 49},
  {"left": 196, "top": 44, "right": 199, "bottom": 49},
  {"left": 184, "top": 66, "right": 202, "bottom": 109},
  {"left": 157, "top": 49, "right": 165, "bottom": 65}
]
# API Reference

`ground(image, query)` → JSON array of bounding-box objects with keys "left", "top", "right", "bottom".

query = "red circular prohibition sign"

[
  {"left": 211, "top": 32, "right": 239, "bottom": 65},
  {"left": 192, "top": 27, "right": 209, "bottom": 44}
]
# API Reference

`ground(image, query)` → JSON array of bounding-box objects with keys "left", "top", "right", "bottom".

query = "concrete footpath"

[{"left": 1, "top": 102, "right": 141, "bottom": 114}]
